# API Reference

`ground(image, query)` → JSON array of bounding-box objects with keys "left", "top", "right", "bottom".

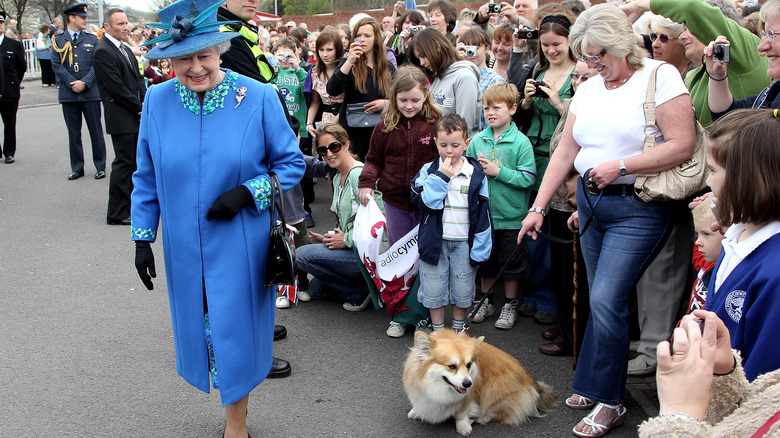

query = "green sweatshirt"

[
  {"left": 276, "top": 67, "right": 309, "bottom": 137},
  {"left": 466, "top": 122, "right": 536, "bottom": 230},
  {"left": 651, "top": 0, "right": 769, "bottom": 126}
]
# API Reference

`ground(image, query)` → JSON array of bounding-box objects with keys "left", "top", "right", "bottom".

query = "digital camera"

[
  {"left": 408, "top": 26, "right": 420, "bottom": 36},
  {"left": 713, "top": 43, "right": 730, "bottom": 63},
  {"left": 532, "top": 81, "right": 549, "bottom": 99},
  {"left": 279, "top": 52, "right": 293, "bottom": 61},
  {"left": 463, "top": 45, "right": 478, "bottom": 58},
  {"left": 488, "top": 3, "right": 502, "bottom": 13},
  {"left": 516, "top": 29, "right": 539, "bottom": 39}
]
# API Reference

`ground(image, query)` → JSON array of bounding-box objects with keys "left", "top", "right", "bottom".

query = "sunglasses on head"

[
  {"left": 649, "top": 32, "right": 678, "bottom": 43},
  {"left": 317, "top": 141, "right": 344, "bottom": 156}
]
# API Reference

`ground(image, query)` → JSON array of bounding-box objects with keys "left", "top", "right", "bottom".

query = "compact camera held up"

[
  {"left": 516, "top": 29, "right": 539, "bottom": 39},
  {"left": 488, "top": 3, "right": 502, "bottom": 13},
  {"left": 713, "top": 43, "right": 730, "bottom": 63},
  {"left": 463, "top": 45, "right": 478, "bottom": 58},
  {"left": 532, "top": 81, "right": 549, "bottom": 99}
]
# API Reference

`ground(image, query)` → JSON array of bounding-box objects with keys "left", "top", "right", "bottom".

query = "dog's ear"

[
  {"left": 475, "top": 336, "right": 485, "bottom": 348},
  {"left": 413, "top": 331, "right": 435, "bottom": 358}
]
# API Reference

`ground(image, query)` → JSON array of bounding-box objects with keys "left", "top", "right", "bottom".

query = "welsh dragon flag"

[{"left": 352, "top": 196, "right": 430, "bottom": 327}]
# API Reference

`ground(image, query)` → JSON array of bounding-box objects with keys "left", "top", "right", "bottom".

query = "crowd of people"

[{"left": 7, "top": 0, "right": 779, "bottom": 437}]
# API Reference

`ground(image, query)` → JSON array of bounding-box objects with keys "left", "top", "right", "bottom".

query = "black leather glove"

[
  {"left": 135, "top": 241, "right": 156, "bottom": 290},
  {"left": 206, "top": 185, "right": 254, "bottom": 221}
]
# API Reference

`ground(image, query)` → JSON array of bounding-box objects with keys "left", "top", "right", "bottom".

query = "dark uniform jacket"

[
  {"left": 51, "top": 31, "right": 101, "bottom": 102},
  {"left": 0, "top": 36, "right": 26, "bottom": 100}
]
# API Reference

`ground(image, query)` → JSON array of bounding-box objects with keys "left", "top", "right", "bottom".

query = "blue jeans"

[
  {"left": 296, "top": 243, "right": 369, "bottom": 304},
  {"left": 572, "top": 185, "right": 672, "bottom": 405},
  {"left": 418, "top": 240, "right": 477, "bottom": 309}
]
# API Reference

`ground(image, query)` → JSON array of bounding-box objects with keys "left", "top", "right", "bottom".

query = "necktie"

[
  {"left": 120, "top": 44, "right": 133, "bottom": 67},
  {"left": 73, "top": 32, "right": 78, "bottom": 41}
]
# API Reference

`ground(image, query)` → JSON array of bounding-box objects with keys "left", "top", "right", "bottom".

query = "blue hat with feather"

[{"left": 143, "top": 0, "right": 240, "bottom": 60}]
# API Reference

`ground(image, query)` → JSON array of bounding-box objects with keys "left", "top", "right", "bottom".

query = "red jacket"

[{"left": 359, "top": 114, "right": 439, "bottom": 211}]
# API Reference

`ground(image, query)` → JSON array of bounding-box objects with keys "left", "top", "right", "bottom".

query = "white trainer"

[
  {"left": 471, "top": 302, "right": 495, "bottom": 323},
  {"left": 494, "top": 299, "right": 519, "bottom": 329},
  {"left": 298, "top": 290, "right": 311, "bottom": 302},
  {"left": 386, "top": 321, "right": 408, "bottom": 338},
  {"left": 275, "top": 295, "right": 291, "bottom": 309}
]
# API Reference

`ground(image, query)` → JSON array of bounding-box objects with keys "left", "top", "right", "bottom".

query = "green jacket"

[
  {"left": 466, "top": 122, "right": 536, "bottom": 229},
  {"left": 651, "top": 0, "right": 769, "bottom": 126}
]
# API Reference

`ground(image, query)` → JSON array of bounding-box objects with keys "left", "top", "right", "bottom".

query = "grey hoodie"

[{"left": 430, "top": 60, "right": 482, "bottom": 138}]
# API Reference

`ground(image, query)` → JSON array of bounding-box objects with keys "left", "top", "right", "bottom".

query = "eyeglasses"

[
  {"left": 577, "top": 48, "right": 607, "bottom": 63},
  {"left": 571, "top": 72, "right": 593, "bottom": 82},
  {"left": 760, "top": 28, "right": 778, "bottom": 42},
  {"left": 317, "top": 141, "right": 344, "bottom": 156},
  {"left": 649, "top": 32, "right": 679, "bottom": 43}
]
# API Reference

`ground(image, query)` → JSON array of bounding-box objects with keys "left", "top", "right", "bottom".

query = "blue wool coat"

[{"left": 131, "top": 70, "right": 304, "bottom": 405}]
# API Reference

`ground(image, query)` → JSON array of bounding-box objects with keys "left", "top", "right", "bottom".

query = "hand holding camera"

[{"left": 704, "top": 35, "right": 730, "bottom": 82}]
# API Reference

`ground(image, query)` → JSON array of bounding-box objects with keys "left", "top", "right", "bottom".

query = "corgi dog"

[{"left": 403, "top": 329, "right": 558, "bottom": 436}]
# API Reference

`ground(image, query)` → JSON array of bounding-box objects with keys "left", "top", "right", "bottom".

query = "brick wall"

[{"left": 276, "top": 0, "right": 608, "bottom": 30}]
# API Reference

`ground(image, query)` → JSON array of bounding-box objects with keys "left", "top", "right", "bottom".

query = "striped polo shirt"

[{"left": 442, "top": 157, "right": 473, "bottom": 241}]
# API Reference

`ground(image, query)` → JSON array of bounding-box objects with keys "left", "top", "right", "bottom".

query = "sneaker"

[
  {"left": 304, "top": 213, "right": 315, "bottom": 228},
  {"left": 494, "top": 299, "right": 519, "bottom": 329},
  {"left": 275, "top": 295, "right": 291, "bottom": 309},
  {"left": 298, "top": 290, "right": 311, "bottom": 302},
  {"left": 471, "top": 302, "right": 495, "bottom": 323},
  {"left": 518, "top": 303, "right": 536, "bottom": 317},
  {"left": 626, "top": 356, "right": 656, "bottom": 376},
  {"left": 343, "top": 294, "right": 372, "bottom": 311},
  {"left": 386, "top": 321, "right": 409, "bottom": 337}
]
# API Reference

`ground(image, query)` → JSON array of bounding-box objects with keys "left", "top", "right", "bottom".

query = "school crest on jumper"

[{"left": 724, "top": 289, "right": 746, "bottom": 323}]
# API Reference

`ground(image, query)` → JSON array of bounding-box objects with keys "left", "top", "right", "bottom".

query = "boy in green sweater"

[
  {"left": 274, "top": 37, "right": 308, "bottom": 139},
  {"left": 466, "top": 82, "right": 537, "bottom": 330}
]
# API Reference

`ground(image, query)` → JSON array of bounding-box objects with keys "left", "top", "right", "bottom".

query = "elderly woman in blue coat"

[{"left": 130, "top": 1, "right": 304, "bottom": 437}]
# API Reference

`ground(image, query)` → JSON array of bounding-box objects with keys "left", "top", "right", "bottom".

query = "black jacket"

[
  {"left": 0, "top": 36, "right": 26, "bottom": 100},
  {"left": 93, "top": 38, "right": 146, "bottom": 134}
]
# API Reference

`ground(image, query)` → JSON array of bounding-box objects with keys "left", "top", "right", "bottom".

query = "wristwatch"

[
  {"left": 619, "top": 159, "right": 628, "bottom": 177},
  {"left": 528, "top": 206, "right": 546, "bottom": 216}
]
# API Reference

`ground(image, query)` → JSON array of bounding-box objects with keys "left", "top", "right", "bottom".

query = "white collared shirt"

[
  {"left": 442, "top": 157, "right": 473, "bottom": 241},
  {"left": 714, "top": 221, "right": 780, "bottom": 293},
  {"left": 103, "top": 32, "right": 123, "bottom": 49}
]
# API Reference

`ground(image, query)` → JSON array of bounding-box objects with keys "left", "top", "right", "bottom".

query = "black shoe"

[
  {"left": 95, "top": 170, "right": 105, "bottom": 179},
  {"left": 267, "top": 357, "right": 291, "bottom": 378},
  {"left": 274, "top": 324, "right": 287, "bottom": 341},
  {"left": 533, "top": 312, "right": 558, "bottom": 325},
  {"left": 304, "top": 213, "right": 315, "bottom": 228},
  {"left": 68, "top": 170, "right": 85, "bottom": 180},
  {"left": 4, "top": 155, "right": 14, "bottom": 164},
  {"left": 107, "top": 217, "right": 131, "bottom": 225}
]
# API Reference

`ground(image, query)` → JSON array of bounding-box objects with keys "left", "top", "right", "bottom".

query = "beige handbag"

[{"left": 633, "top": 64, "right": 709, "bottom": 202}]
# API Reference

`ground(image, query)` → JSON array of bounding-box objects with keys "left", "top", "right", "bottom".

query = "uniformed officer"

[{"left": 51, "top": 3, "right": 107, "bottom": 180}]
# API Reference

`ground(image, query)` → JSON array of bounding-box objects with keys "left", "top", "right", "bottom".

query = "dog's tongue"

[{"left": 455, "top": 387, "right": 467, "bottom": 394}]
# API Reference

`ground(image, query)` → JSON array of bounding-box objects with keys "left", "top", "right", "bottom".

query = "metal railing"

[{"left": 23, "top": 38, "right": 42, "bottom": 78}]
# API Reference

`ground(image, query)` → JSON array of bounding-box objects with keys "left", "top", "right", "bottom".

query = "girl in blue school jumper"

[{"left": 703, "top": 108, "right": 780, "bottom": 382}]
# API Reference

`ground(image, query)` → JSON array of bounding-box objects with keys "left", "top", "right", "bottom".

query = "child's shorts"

[
  {"left": 477, "top": 229, "right": 530, "bottom": 280},
  {"left": 418, "top": 240, "right": 477, "bottom": 309}
]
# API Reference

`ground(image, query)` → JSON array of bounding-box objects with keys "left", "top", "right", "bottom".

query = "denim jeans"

[
  {"left": 572, "top": 185, "right": 672, "bottom": 405},
  {"left": 295, "top": 243, "right": 369, "bottom": 304},
  {"left": 418, "top": 240, "right": 478, "bottom": 309}
]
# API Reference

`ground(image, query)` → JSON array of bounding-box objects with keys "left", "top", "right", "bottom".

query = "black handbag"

[
  {"left": 346, "top": 103, "right": 381, "bottom": 128},
  {"left": 265, "top": 172, "right": 297, "bottom": 287}
]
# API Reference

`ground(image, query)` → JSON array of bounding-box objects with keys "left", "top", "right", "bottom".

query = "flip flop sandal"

[
  {"left": 572, "top": 403, "right": 627, "bottom": 438},
  {"left": 565, "top": 394, "right": 597, "bottom": 410}
]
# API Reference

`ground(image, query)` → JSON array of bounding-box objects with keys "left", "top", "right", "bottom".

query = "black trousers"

[
  {"left": 0, "top": 98, "right": 19, "bottom": 158},
  {"left": 39, "top": 59, "right": 56, "bottom": 85},
  {"left": 62, "top": 101, "right": 107, "bottom": 173},
  {"left": 107, "top": 132, "right": 137, "bottom": 222}
]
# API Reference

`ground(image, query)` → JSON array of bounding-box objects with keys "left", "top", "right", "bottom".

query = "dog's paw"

[
  {"left": 407, "top": 408, "right": 420, "bottom": 420},
  {"left": 455, "top": 418, "right": 473, "bottom": 436},
  {"left": 475, "top": 415, "right": 493, "bottom": 425}
]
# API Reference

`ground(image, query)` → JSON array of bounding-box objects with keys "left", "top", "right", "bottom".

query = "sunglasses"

[
  {"left": 317, "top": 141, "right": 344, "bottom": 156},
  {"left": 649, "top": 32, "right": 679, "bottom": 43},
  {"left": 577, "top": 48, "right": 607, "bottom": 64}
]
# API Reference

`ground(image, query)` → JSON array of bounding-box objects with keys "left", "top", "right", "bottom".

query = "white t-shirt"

[{"left": 569, "top": 59, "right": 689, "bottom": 184}]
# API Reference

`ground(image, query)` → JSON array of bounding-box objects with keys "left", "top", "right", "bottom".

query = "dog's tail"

[{"left": 534, "top": 381, "right": 559, "bottom": 416}]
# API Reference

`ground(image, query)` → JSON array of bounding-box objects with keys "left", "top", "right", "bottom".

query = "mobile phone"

[
  {"left": 327, "top": 230, "right": 337, "bottom": 235},
  {"left": 713, "top": 43, "right": 730, "bottom": 63},
  {"left": 669, "top": 318, "right": 705, "bottom": 355},
  {"left": 476, "top": 151, "right": 486, "bottom": 159},
  {"left": 488, "top": 3, "right": 502, "bottom": 13},
  {"left": 354, "top": 38, "right": 364, "bottom": 46}
]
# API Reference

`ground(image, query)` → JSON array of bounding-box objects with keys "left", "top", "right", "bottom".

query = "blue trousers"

[
  {"left": 296, "top": 243, "right": 369, "bottom": 304},
  {"left": 62, "top": 101, "right": 106, "bottom": 173},
  {"left": 571, "top": 185, "right": 672, "bottom": 404}
]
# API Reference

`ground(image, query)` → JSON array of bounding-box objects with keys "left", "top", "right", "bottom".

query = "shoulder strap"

[{"left": 642, "top": 64, "right": 663, "bottom": 152}]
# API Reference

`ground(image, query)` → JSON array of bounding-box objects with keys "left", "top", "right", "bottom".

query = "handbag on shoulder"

[
  {"left": 265, "top": 172, "right": 297, "bottom": 287},
  {"left": 633, "top": 64, "right": 709, "bottom": 202}
]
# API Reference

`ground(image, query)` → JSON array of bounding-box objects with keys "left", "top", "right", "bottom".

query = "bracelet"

[
  {"left": 345, "top": 60, "right": 354, "bottom": 67},
  {"left": 708, "top": 71, "right": 728, "bottom": 81},
  {"left": 714, "top": 356, "right": 737, "bottom": 376}
]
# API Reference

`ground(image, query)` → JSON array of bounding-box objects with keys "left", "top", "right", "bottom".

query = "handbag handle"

[{"left": 267, "top": 172, "right": 287, "bottom": 232}]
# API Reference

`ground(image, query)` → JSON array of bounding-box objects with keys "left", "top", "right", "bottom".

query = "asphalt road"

[{"left": 0, "top": 82, "right": 654, "bottom": 437}]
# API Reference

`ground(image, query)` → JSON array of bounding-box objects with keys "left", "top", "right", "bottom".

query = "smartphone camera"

[
  {"left": 516, "top": 29, "right": 539, "bottom": 40},
  {"left": 532, "top": 80, "right": 549, "bottom": 99},
  {"left": 463, "top": 45, "right": 478, "bottom": 58},
  {"left": 713, "top": 43, "right": 730, "bottom": 63},
  {"left": 488, "top": 3, "right": 502, "bottom": 13}
]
